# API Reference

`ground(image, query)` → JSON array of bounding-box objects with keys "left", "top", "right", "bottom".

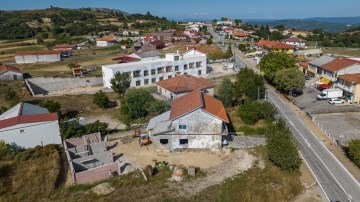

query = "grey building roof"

[
  {"left": 135, "top": 50, "right": 162, "bottom": 58},
  {"left": 309, "top": 55, "right": 336, "bottom": 67},
  {"left": 0, "top": 102, "right": 49, "bottom": 120},
  {"left": 146, "top": 111, "right": 174, "bottom": 135},
  {"left": 147, "top": 111, "right": 170, "bottom": 130}
]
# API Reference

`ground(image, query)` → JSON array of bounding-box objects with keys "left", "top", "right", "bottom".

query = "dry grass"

[{"left": 322, "top": 47, "right": 360, "bottom": 57}]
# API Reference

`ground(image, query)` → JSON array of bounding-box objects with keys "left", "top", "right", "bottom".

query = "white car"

[{"left": 328, "top": 98, "right": 345, "bottom": 104}]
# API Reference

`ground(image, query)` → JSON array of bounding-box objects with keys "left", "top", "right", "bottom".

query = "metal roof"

[{"left": 309, "top": 55, "right": 336, "bottom": 67}]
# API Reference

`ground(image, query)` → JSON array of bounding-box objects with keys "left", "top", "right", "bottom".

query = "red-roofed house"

[
  {"left": 317, "top": 58, "right": 360, "bottom": 82},
  {"left": 0, "top": 102, "right": 62, "bottom": 148},
  {"left": 156, "top": 74, "right": 215, "bottom": 100},
  {"left": 0, "top": 64, "right": 23, "bottom": 80},
  {"left": 146, "top": 90, "right": 229, "bottom": 150},
  {"left": 336, "top": 73, "right": 360, "bottom": 103},
  {"left": 283, "top": 36, "right": 306, "bottom": 47},
  {"left": 96, "top": 38, "right": 118, "bottom": 47}
]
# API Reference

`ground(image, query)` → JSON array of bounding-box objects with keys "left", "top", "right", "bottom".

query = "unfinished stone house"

[
  {"left": 64, "top": 133, "right": 119, "bottom": 184},
  {"left": 146, "top": 90, "right": 229, "bottom": 151}
]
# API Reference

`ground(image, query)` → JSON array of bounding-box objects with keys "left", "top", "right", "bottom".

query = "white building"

[
  {"left": 102, "top": 48, "right": 207, "bottom": 88},
  {"left": 0, "top": 102, "right": 62, "bottom": 149},
  {"left": 15, "top": 50, "right": 61, "bottom": 64},
  {"left": 283, "top": 36, "right": 306, "bottom": 47},
  {"left": 0, "top": 64, "right": 23, "bottom": 80},
  {"left": 147, "top": 90, "right": 229, "bottom": 151},
  {"left": 96, "top": 38, "right": 118, "bottom": 47},
  {"left": 216, "top": 21, "right": 234, "bottom": 26}
]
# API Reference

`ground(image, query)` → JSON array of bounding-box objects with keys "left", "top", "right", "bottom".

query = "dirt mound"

[{"left": 91, "top": 182, "right": 115, "bottom": 195}]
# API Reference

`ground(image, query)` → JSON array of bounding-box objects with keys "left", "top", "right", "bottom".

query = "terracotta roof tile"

[
  {"left": 321, "top": 58, "right": 359, "bottom": 72},
  {"left": 112, "top": 56, "right": 140, "bottom": 62},
  {"left": 0, "top": 64, "right": 21, "bottom": 74},
  {"left": 268, "top": 42, "right": 294, "bottom": 50},
  {"left": 169, "top": 90, "right": 229, "bottom": 123},
  {"left": 299, "top": 61, "right": 309, "bottom": 68},
  {"left": 255, "top": 40, "right": 277, "bottom": 47},
  {"left": 283, "top": 37, "right": 306, "bottom": 43},
  {"left": 156, "top": 75, "right": 214, "bottom": 94},
  {"left": 0, "top": 113, "right": 58, "bottom": 129},
  {"left": 338, "top": 73, "right": 360, "bottom": 84}
]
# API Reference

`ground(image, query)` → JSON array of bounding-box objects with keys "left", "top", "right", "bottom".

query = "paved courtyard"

[{"left": 313, "top": 112, "right": 360, "bottom": 144}]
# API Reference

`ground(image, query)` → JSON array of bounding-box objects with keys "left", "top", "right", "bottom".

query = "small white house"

[
  {"left": 283, "top": 36, "right": 306, "bottom": 47},
  {"left": 0, "top": 102, "right": 62, "bottom": 149},
  {"left": 0, "top": 64, "right": 23, "bottom": 80},
  {"left": 156, "top": 74, "right": 214, "bottom": 100},
  {"left": 147, "top": 90, "right": 229, "bottom": 151},
  {"left": 102, "top": 48, "right": 207, "bottom": 88},
  {"left": 96, "top": 38, "right": 118, "bottom": 47},
  {"left": 15, "top": 50, "right": 61, "bottom": 64}
]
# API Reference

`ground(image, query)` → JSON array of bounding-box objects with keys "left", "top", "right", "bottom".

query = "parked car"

[
  {"left": 328, "top": 98, "right": 345, "bottom": 105},
  {"left": 291, "top": 89, "right": 303, "bottom": 97}
]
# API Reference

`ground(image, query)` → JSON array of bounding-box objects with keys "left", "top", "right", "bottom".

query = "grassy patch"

[
  {"left": 322, "top": 47, "right": 360, "bottom": 57},
  {"left": 0, "top": 45, "right": 46, "bottom": 55}
]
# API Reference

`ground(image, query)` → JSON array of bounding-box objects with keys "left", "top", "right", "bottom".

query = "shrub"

[
  {"left": 93, "top": 90, "right": 110, "bottom": 108},
  {"left": 238, "top": 100, "right": 276, "bottom": 125},
  {"left": 348, "top": 139, "right": 360, "bottom": 167},
  {"left": 41, "top": 100, "right": 61, "bottom": 116},
  {"left": 217, "top": 78, "right": 233, "bottom": 108}
]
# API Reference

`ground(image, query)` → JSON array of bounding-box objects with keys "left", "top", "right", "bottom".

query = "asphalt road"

[{"left": 219, "top": 32, "right": 360, "bottom": 201}]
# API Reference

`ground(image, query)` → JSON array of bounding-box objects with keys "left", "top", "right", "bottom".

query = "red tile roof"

[
  {"left": 233, "top": 33, "right": 248, "bottom": 37},
  {"left": 321, "top": 58, "right": 359, "bottom": 72},
  {"left": 0, "top": 64, "right": 21, "bottom": 74},
  {"left": 338, "top": 73, "right": 360, "bottom": 84},
  {"left": 169, "top": 90, "right": 229, "bottom": 123},
  {"left": 96, "top": 38, "right": 117, "bottom": 42},
  {"left": 299, "top": 61, "right": 309, "bottom": 68},
  {"left": 15, "top": 50, "right": 62, "bottom": 56},
  {"left": 0, "top": 113, "right": 58, "bottom": 129},
  {"left": 255, "top": 40, "right": 277, "bottom": 47},
  {"left": 283, "top": 37, "right": 306, "bottom": 43},
  {"left": 156, "top": 75, "right": 214, "bottom": 94},
  {"left": 112, "top": 56, "right": 140, "bottom": 63},
  {"left": 268, "top": 42, "right": 294, "bottom": 50},
  {"left": 53, "top": 44, "right": 76, "bottom": 49}
]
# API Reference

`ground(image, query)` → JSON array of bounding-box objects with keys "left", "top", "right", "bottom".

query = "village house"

[
  {"left": 102, "top": 48, "right": 207, "bottom": 88},
  {"left": 0, "top": 64, "right": 23, "bottom": 80},
  {"left": 0, "top": 102, "right": 62, "bottom": 149},
  {"left": 64, "top": 133, "right": 119, "bottom": 184},
  {"left": 256, "top": 40, "right": 294, "bottom": 54},
  {"left": 146, "top": 90, "right": 229, "bottom": 151},
  {"left": 140, "top": 34, "right": 157, "bottom": 44},
  {"left": 172, "top": 32, "right": 189, "bottom": 42},
  {"left": 336, "top": 74, "right": 360, "bottom": 103},
  {"left": 233, "top": 33, "right": 249, "bottom": 40},
  {"left": 184, "top": 29, "right": 199, "bottom": 38},
  {"left": 140, "top": 43, "right": 157, "bottom": 52},
  {"left": 216, "top": 20, "right": 234, "bottom": 26},
  {"left": 96, "top": 38, "right": 118, "bottom": 47},
  {"left": 283, "top": 36, "right": 306, "bottom": 48},
  {"left": 316, "top": 57, "right": 360, "bottom": 84},
  {"left": 308, "top": 55, "right": 336, "bottom": 76},
  {"left": 150, "top": 40, "right": 166, "bottom": 49},
  {"left": 156, "top": 74, "right": 215, "bottom": 100},
  {"left": 15, "top": 50, "right": 61, "bottom": 64},
  {"left": 298, "top": 61, "right": 309, "bottom": 76},
  {"left": 150, "top": 31, "right": 176, "bottom": 42}
]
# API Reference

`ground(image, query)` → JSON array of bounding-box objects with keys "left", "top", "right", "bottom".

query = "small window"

[
  {"left": 175, "top": 66, "right": 179, "bottom": 71},
  {"left": 168, "top": 75, "right": 172, "bottom": 79},
  {"left": 160, "top": 139, "right": 169, "bottom": 145},
  {"left": 184, "top": 64, "right": 188, "bottom": 70},
  {"left": 151, "top": 78, "right": 156, "bottom": 83},
  {"left": 20, "top": 129, "right": 25, "bottom": 133},
  {"left": 144, "top": 70, "right": 149, "bottom": 76},
  {"left": 151, "top": 69, "right": 156, "bottom": 75},
  {"left": 179, "top": 124, "right": 187, "bottom": 130},
  {"left": 144, "top": 79, "right": 149, "bottom": 85},
  {"left": 198, "top": 70, "right": 202, "bottom": 75},
  {"left": 136, "top": 80, "right": 141, "bottom": 86},
  {"left": 179, "top": 139, "right": 188, "bottom": 145},
  {"left": 159, "top": 77, "right": 163, "bottom": 81}
]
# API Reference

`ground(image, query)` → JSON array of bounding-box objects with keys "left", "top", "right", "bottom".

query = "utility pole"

[{"left": 257, "top": 85, "right": 260, "bottom": 100}]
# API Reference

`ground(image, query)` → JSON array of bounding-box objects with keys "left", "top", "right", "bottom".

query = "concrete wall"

[
  {"left": 102, "top": 55, "right": 207, "bottom": 88},
  {"left": 0, "top": 121, "right": 62, "bottom": 149},
  {"left": 153, "top": 134, "right": 221, "bottom": 150},
  {"left": 75, "top": 162, "right": 119, "bottom": 184},
  {"left": 15, "top": 54, "right": 60, "bottom": 64},
  {"left": 25, "top": 77, "right": 103, "bottom": 96},
  {"left": 0, "top": 71, "right": 23, "bottom": 80},
  {"left": 337, "top": 64, "right": 360, "bottom": 76}
]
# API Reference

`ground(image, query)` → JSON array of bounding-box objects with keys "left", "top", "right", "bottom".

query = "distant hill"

[
  {"left": 247, "top": 17, "right": 360, "bottom": 32},
  {"left": 86, "top": 7, "right": 130, "bottom": 16}
]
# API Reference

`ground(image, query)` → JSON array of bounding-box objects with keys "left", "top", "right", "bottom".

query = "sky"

[{"left": 1, "top": 0, "right": 359, "bottom": 20}]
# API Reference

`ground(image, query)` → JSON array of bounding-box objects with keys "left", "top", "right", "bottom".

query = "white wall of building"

[
  {"left": 15, "top": 54, "right": 61, "bottom": 64},
  {"left": 102, "top": 53, "right": 207, "bottom": 88},
  {"left": 337, "top": 64, "right": 360, "bottom": 76},
  {"left": 0, "top": 121, "right": 62, "bottom": 149},
  {"left": 96, "top": 41, "right": 116, "bottom": 47},
  {"left": 0, "top": 71, "right": 23, "bottom": 80}
]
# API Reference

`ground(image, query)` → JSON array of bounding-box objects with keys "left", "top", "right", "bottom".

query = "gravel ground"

[
  {"left": 226, "top": 135, "right": 267, "bottom": 149},
  {"left": 313, "top": 112, "right": 360, "bottom": 144}
]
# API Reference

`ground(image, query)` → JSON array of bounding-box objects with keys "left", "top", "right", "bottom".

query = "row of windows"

[
  {"left": 160, "top": 139, "right": 188, "bottom": 145},
  {"left": 134, "top": 70, "right": 202, "bottom": 86},
  {"left": 132, "top": 62, "right": 203, "bottom": 78}
]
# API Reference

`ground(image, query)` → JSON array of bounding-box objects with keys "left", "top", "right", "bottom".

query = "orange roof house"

[
  {"left": 146, "top": 90, "right": 229, "bottom": 150},
  {"left": 320, "top": 58, "right": 359, "bottom": 72}
]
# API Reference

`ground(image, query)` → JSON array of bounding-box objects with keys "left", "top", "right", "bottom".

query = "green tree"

[
  {"left": 349, "top": 139, "right": 360, "bottom": 167},
  {"left": 206, "top": 38, "right": 213, "bottom": 44},
  {"left": 225, "top": 44, "right": 233, "bottom": 59},
  {"left": 195, "top": 38, "right": 200, "bottom": 44},
  {"left": 267, "top": 120, "right": 301, "bottom": 171},
  {"left": 259, "top": 52, "right": 296, "bottom": 82},
  {"left": 238, "top": 101, "right": 261, "bottom": 125},
  {"left": 110, "top": 72, "right": 131, "bottom": 98},
  {"left": 233, "top": 68, "right": 265, "bottom": 101},
  {"left": 238, "top": 44, "right": 246, "bottom": 51},
  {"left": 274, "top": 68, "right": 305, "bottom": 93},
  {"left": 217, "top": 78, "right": 233, "bottom": 108},
  {"left": 41, "top": 100, "right": 62, "bottom": 116},
  {"left": 93, "top": 90, "right": 110, "bottom": 108}
]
